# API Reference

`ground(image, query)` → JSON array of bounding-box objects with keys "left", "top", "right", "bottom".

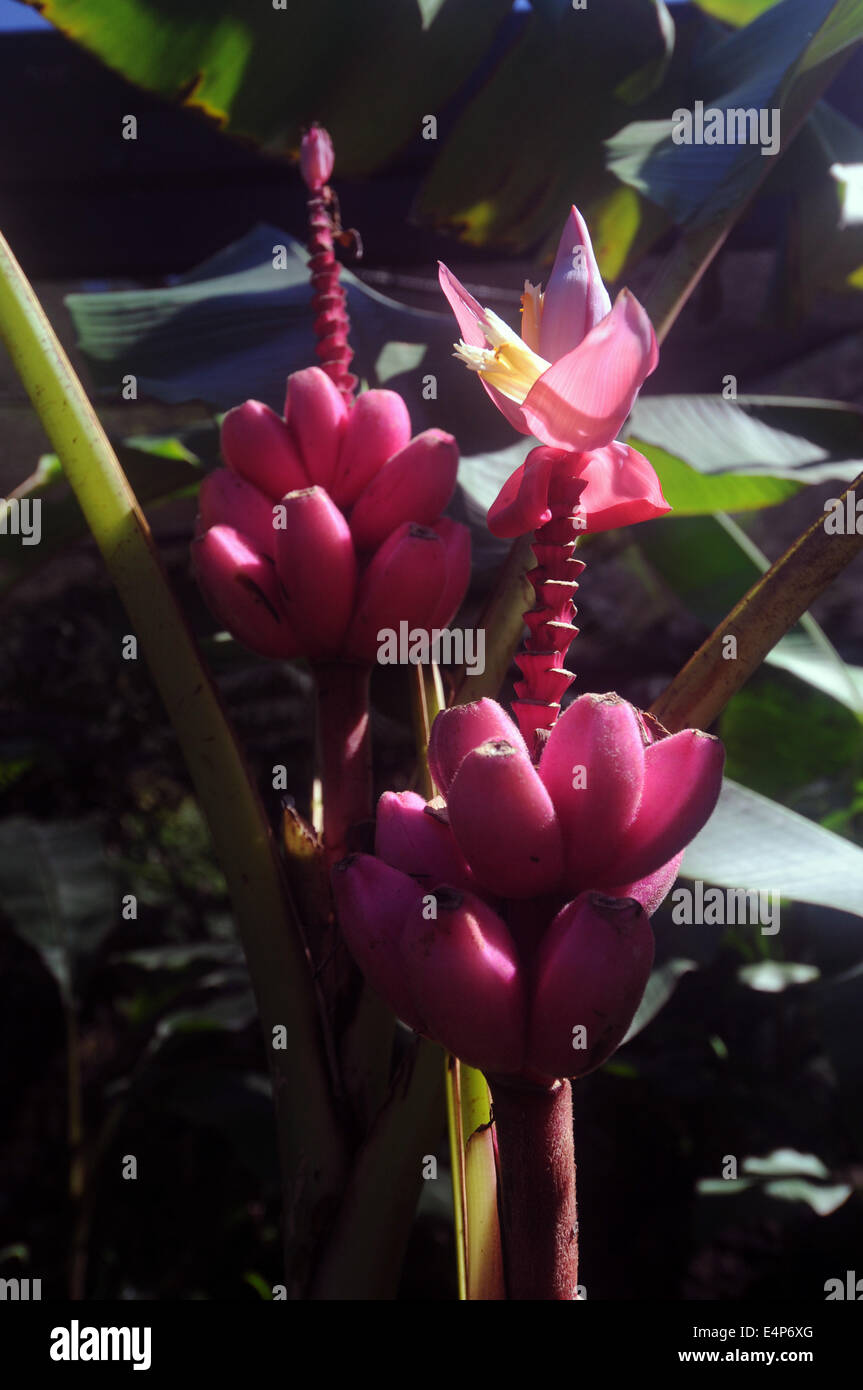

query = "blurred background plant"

[{"left": 2, "top": 0, "right": 863, "bottom": 1299}]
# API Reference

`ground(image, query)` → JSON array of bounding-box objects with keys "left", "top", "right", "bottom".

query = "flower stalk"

[
  {"left": 301, "top": 124, "right": 357, "bottom": 401},
  {"left": 513, "top": 470, "right": 587, "bottom": 755},
  {"left": 489, "top": 1077, "right": 578, "bottom": 1300}
]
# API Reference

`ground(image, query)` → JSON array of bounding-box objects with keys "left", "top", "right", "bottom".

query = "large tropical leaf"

[
  {"left": 682, "top": 777, "right": 863, "bottom": 919},
  {"left": 415, "top": 0, "right": 675, "bottom": 249},
  {"left": 0, "top": 441, "right": 201, "bottom": 595},
  {"left": 763, "top": 102, "right": 863, "bottom": 314},
  {"left": 625, "top": 391, "right": 863, "bottom": 516},
  {"left": 719, "top": 672, "right": 863, "bottom": 802},
  {"left": 635, "top": 511, "right": 863, "bottom": 714},
  {"left": 30, "top": 0, "right": 863, "bottom": 279},
  {"left": 24, "top": 0, "right": 514, "bottom": 175},
  {"left": 66, "top": 227, "right": 448, "bottom": 409},
  {"left": 605, "top": 0, "right": 863, "bottom": 232},
  {"left": 628, "top": 394, "right": 863, "bottom": 484},
  {"left": 692, "top": 0, "right": 784, "bottom": 20},
  {"left": 0, "top": 817, "right": 117, "bottom": 1004},
  {"left": 632, "top": 0, "right": 863, "bottom": 341},
  {"left": 63, "top": 226, "right": 514, "bottom": 454}
]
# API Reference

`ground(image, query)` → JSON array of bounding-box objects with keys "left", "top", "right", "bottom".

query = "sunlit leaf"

[
  {"left": 683, "top": 777, "right": 863, "bottom": 918},
  {"left": 698, "top": 1148, "right": 853, "bottom": 1215},
  {"left": 637, "top": 512, "right": 863, "bottom": 715},
  {"left": 25, "top": 0, "right": 513, "bottom": 175},
  {"left": 765, "top": 104, "right": 863, "bottom": 312},
  {"left": 628, "top": 394, "right": 863, "bottom": 484},
  {"left": 66, "top": 228, "right": 452, "bottom": 410},
  {"left": 719, "top": 675, "right": 863, "bottom": 801},
  {"left": 464, "top": 1123, "right": 505, "bottom": 1300},
  {"left": 632, "top": 441, "right": 800, "bottom": 513},
  {"left": 692, "top": 0, "right": 784, "bottom": 22},
  {"left": 737, "top": 961, "right": 821, "bottom": 991},
  {"left": 416, "top": 0, "right": 676, "bottom": 249},
  {"left": 607, "top": 0, "right": 863, "bottom": 232}
]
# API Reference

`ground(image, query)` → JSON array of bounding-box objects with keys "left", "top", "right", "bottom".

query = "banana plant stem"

[{"left": 488, "top": 1077, "right": 578, "bottom": 1300}]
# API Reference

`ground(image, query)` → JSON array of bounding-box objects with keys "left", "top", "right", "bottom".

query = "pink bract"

[
  {"left": 299, "top": 124, "right": 335, "bottom": 192},
  {"left": 439, "top": 205, "right": 670, "bottom": 538}
]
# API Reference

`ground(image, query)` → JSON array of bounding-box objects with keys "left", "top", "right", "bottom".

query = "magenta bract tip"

[
  {"left": 487, "top": 446, "right": 559, "bottom": 539},
  {"left": 538, "top": 205, "right": 612, "bottom": 363},
  {"left": 300, "top": 124, "right": 335, "bottom": 191}
]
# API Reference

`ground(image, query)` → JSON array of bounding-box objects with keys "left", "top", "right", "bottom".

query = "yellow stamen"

[
  {"left": 452, "top": 307, "right": 551, "bottom": 404},
  {"left": 453, "top": 342, "right": 496, "bottom": 373},
  {"left": 520, "top": 281, "right": 543, "bottom": 354}
]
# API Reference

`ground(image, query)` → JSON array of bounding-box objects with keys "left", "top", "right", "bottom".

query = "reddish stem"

[
  {"left": 489, "top": 1077, "right": 578, "bottom": 1300},
  {"left": 512, "top": 470, "right": 586, "bottom": 758},
  {"left": 313, "top": 662, "right": 372, "bottom": 862},
  {"left": 304, "top": 191, "right": 357, "bottom": 401}
]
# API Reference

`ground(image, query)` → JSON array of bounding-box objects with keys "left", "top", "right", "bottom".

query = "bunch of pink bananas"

[
  {"left": 335, "top": 694, "right": 724, "bottom": 1083},
  {"left": 192, "top": 367, "right": 470, "bottom": 661}
]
